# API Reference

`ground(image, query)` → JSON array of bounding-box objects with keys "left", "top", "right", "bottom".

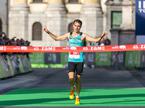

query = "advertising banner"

[
  {"left": 136, "top": 0, "right": 145, "bottom": 43},
  {"left": 96, "top": 52, "right": 111, "bottom": 66}
]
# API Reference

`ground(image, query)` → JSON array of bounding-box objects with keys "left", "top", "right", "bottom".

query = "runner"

[{"left": 44, "top": 19, "right": 107, "bottom": 105}]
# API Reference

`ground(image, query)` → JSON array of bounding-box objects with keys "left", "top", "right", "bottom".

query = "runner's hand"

[{"left": 44, "top": 26, "right": 50, "bottom": 33}]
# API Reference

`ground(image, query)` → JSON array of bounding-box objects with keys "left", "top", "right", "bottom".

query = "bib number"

[{"left": 69, "top": 52, "right": 80, "bottom": 59}]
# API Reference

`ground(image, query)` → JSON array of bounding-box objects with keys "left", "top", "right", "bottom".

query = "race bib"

[{"left": 69, "top": 51, "right": 80, "bottom": 59}]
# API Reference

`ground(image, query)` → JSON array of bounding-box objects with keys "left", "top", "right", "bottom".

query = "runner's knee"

[
  {"left": 68, "top": 72, "right": 74, "bottom": 79},
  {"left": 77, "top": 75, "right": 81, "bottom": 79}
]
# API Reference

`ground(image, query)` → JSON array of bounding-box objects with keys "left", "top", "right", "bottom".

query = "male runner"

[{"left": 44, "top": 19, "right": 107, "bottom": 105}]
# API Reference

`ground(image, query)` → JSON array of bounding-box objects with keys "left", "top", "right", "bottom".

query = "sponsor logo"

[
  {"left": 138, "top": 0, "right": 145, "bottom": 13},
  {"left": 70, "top": 47, "right": 77, "bottom": 50},
  {"left": 119, "top": 45, "right": 126, "bottom": 50},
  {"left": 21, "top": 46, "right": 28, "bottom": 50}
]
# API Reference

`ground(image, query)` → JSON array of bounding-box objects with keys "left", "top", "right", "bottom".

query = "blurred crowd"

[
  {"left": 0, "top": 32, "right": 32, "bottom": 79},
  {"left": 90, "top": 38, "right": 111, "bottom": 46},
  {"left": 97, "top": 38, "right": 111, "bottom": 46},
  {"left": 0, "top": 32, "right": 30, "bottom": 46}
]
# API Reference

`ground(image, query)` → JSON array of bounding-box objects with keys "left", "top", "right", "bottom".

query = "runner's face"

[{"left": 72, "top": 22, "right": 81, "bottom": 33}]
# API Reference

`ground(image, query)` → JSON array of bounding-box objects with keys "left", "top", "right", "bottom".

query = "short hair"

[{"left": 73, "top": 19, "right": 82, "bottom": 27}]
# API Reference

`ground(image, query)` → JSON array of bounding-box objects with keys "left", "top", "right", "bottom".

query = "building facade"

[
  {"left": 0, "top": 0, "right": 135, "bottom": 46},
  {"left": 0, "top": 0, "right": 8, "bottom": 34},
  {"left": 106, "top": 0, "right": 135, "bottom": 45}
]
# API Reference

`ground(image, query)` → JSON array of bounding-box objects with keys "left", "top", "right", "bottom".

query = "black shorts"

[{"left": 68, "top": 62, "right": 84, "bottom": 75}]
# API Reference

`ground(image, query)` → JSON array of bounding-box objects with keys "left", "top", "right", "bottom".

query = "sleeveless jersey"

[{"left": 68, "top": 33, "right": 85, "bottom": 62}]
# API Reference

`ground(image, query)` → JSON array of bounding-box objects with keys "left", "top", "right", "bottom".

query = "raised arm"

[
  {"left": 44, "top": 26, "right": 69, "bottom": 41},
  {"left": 84, "top": 32, "right": 107, "bottom": 43}
]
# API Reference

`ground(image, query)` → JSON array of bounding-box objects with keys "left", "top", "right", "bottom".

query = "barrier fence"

[
  {"left": 1, "top": 44, "right": 145, "bottom": 79},
  {"left": 0, "top": 54, "right": 32, "bottom": 79},
  {"left": 28, "top": 44, "right": 145, "bottom": 69}
]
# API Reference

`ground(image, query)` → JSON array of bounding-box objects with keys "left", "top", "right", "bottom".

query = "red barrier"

[{"left": 0, "top": 44, "right": 145, "bottom": 53}]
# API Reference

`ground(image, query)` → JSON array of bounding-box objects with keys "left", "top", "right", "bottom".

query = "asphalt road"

[{"left": 0, "top": 67, "right": 145, "bottom": 93}]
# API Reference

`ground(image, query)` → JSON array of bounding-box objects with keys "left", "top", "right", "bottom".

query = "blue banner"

[{"left": 136, "top": 0, "right": 145, "bottom": 43}]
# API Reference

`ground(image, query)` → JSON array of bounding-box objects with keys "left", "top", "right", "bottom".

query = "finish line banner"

[
  {"left": 0, "top": 44, "right": 145, "bottom": 53},
  {"left": 136, "top": 0, "right": 145, "bottom": 43}
]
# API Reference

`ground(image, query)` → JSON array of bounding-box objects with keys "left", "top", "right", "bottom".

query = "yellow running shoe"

[
  {"left": 75, "top": 97, "right": 80, "bottom": 105},
  {"left": 69, "top": 90, "right": 74, "bottom": 100}
]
